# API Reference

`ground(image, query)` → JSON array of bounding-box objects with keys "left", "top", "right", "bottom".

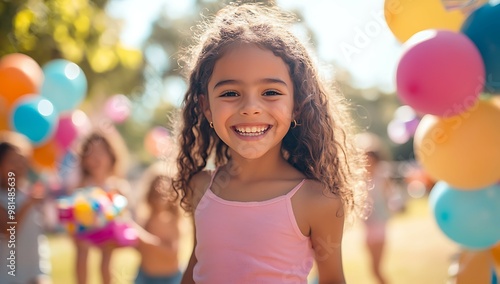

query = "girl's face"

[
  {"left": 204, "top": 44, "right": 295, "bottom": 160},
  {"left": 82, "top": 141, "right": 114, "bottom": 177},
  {"left": 0, "top": 149, "right": 28, "bottom": 186}
]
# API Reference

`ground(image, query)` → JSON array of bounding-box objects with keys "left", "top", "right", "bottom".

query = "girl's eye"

[
  {"left": 220, "top": 91, "right": 238, "bottom": 97},
  {"left": 263, "top": 90, "right": 282, "bottom": 96}
]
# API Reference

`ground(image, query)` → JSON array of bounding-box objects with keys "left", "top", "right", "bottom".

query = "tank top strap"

[
  {"left": 206, "top": 167, "right": 220, "bottom": 189},
  {"left": 286, "top": 179, "right": 306, "bottom": 198}
]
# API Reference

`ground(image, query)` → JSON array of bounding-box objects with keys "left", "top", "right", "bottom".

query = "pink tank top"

[{"left": 193, "top": 168, "right": 314, "bottom": 283}]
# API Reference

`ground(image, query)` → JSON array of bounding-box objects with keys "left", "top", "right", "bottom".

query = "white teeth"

[{"left": 235, "top": 125, "right": 269, "bottom": 136}]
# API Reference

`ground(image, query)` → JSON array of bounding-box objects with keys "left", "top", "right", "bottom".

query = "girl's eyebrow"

[{"left": 213, "top": 78, "right": 288, "bottom": 90}]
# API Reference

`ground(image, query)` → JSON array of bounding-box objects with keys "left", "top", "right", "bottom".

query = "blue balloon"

[
  {"left": 40, "top": 59, "right": 87, "bottom": 113},
  {"left": 10, "top": 96, "right": 58, "bottom": 145},
  {"left": 429, "top": 181, "right": 500, "bottom": 249},
  {"left": 461, "top": 3, "right": 500, "bottom": 93}
]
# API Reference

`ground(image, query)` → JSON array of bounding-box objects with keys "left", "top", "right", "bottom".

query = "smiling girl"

[{"left": 173, "top": 3, "right": 367, "bottom": 284}]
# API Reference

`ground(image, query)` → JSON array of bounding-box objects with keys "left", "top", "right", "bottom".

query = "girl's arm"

[
  {"left": 0, "top": 185, "right": 45, "bottom": 236},
  {"left": 308, "top": 188, "right": 346, "bottom": 284},
  {"left": 129, "top": 220, "right": 161, "bottom": 246},
  {"left": 137, "top": 217, "right": 180, "bottom": 254},
  {"left": 181, "top": 170, "right": 210, "bottom": 283},
  {"left": 0, "top": 207, "right": 9, "bottom": 237},
  {"left": 0, "top": 198, "right": 39, "bottom": 237},
  {"left": 181, "top": 225, "right": 197, "bottom": 284}
]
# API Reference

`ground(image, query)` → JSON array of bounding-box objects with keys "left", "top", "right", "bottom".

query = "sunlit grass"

[{"left": 342, "top": 197, "right": 458, "bottom": 284}]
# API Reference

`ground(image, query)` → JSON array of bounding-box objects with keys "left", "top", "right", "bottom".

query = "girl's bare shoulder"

[
  {"left": 296, "top": 180, "right": 344, "bottom": 218},
  {"left": 189, "top": 169, "right": 214, "bottom": 210}
]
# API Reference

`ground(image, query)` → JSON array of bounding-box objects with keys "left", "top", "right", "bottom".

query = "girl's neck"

[
  {"left": 85, "top": 173, "right": 112, "bottom": 186},
  {"left": 227, "top": 146, "right": 292, "bottom": 182}
]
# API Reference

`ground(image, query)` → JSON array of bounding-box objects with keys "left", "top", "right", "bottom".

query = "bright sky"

[{"left": 107, "top": 0, "right": 403, "bottom": 108}]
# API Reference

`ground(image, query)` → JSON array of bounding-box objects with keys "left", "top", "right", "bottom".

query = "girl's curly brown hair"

[{"left": 173, "top": 2, "right": 367, "bottom": 221}]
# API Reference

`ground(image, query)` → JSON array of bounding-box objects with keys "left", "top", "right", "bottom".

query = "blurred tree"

[
  {"left": 336, "top": 69, "right": 413, "bottom": 161},
  {"left": 0, "top": 0, "right": 144, "bottom": 99}
]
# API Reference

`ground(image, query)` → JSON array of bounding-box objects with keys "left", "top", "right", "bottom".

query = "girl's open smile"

[{"left": 232, "top": 124, "right": 272, "bottom": 140}]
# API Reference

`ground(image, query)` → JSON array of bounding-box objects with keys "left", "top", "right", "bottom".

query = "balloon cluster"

[
  {"left": 57, "top": 186, "right": 138, "bottom": 246},
  {"left": 0, "top": 54, "right": 91, "bottom": 170},
  {"left": 386, "top": 0, "right": 500, "bottom": 250}
]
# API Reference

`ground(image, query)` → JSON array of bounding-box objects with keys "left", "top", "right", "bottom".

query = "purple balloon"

[{"left": 404, "top": 117, "right": 420, "bottom": 136}]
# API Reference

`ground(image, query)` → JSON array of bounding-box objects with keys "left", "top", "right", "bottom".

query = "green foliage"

[{"left": 0, "top": 0, "right": 144, "bottom": 98}]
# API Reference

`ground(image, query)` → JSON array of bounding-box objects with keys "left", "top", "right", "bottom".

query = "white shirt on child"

[{"left": 0, "top": 187, "right": 51, "bottom": 284}]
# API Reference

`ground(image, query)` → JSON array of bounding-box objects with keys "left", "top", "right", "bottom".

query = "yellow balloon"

[
  {"left": 385, "top": 0, "right": 465, "bottom": 43},
  {"left": 74, "top": 201, "right": 95, "bottom": 227},
  {"left": 414, "top": 100, "right": 500, "bottom": 189}
]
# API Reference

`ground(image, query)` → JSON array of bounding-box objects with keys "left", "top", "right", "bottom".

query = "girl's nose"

[{"left": 240, "top": 95, "right": 262, "bottom": 116}]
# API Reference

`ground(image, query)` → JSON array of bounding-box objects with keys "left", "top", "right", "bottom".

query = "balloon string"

[
  {"left": 441, "top": 0, "right": 488, "bottom": 12},
  {"left": 454, "top": 250, "right": 475, "bottom": 276},
  {"left": 491, "top": 252, "right": 499, "bottom": 284}
]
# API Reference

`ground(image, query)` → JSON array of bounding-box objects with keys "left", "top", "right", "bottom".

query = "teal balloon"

[
  {"left": 461, "top": 3, "right": 500, "bottom": 93},
  {"left": 10, "top": 96, "right": 58, "bottom": 145},
  {"left": 429, "top": 181, "right": 500, "bottom": 249},
  {"left": 40, "top": 59, "right": 87, "bottom": 112}
]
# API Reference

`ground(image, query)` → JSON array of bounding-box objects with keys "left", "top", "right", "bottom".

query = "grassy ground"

[{"left": 48, "top": 197, "right": 457, "bottom": 284}]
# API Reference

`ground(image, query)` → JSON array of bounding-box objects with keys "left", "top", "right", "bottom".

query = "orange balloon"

[
  {"left": 0, "top": 53, "right": 43, "bottom": 107},
  {"left": 144, "top": 127, "right": 171, "bottom": 157},
  {"left": 492, "top": 242, "right": 500, "bottom": 266},
  {"left": 32, "top": 139, "right": 61, "bottom": 171},
  {"left": 0, "top": 112, "right": 9, "bottom": 131},
  {"left": 0, "top": 96, "right": 10, "bottom": 130},
  {"left": 414, "top": 100, "right": 500, "bottom": 189}
]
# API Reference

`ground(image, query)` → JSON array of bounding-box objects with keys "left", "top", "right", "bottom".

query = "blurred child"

[
  {"left": 0, "top": 132, "right": 51, "bottom": 284},
  {"left": 134, "top": 163, "right": 182, "bottom": 284},
  {"left": 71, "top": 130, "right": 131, "bottom": 284},
  {"left": 356, "top": 132, "right": 394, "bottom": 284}
]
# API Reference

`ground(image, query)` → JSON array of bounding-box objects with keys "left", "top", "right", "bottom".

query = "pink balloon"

[
  {"left": 54, "top": 114, "right": 78, "bottom": 151},
  {"left": 54, "top": 110, "right": 91, "bottom": 151},
  {"left": 396, "top": 30, "right": 485, "bottom": 117},
  {"left": 104, "top": 94, "right": 131, "bottom": 123}
]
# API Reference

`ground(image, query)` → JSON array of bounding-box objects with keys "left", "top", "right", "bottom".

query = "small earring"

[
  {"left": 291, "top": 119, "right": 301, "bottom": 129},
  {"left": 209, "top": 121, "right": 214, "bottom": 128}
]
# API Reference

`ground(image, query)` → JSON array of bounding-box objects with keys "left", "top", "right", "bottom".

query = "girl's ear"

[{"left": 199, "top": 94, "right": 213, "bottom": 122}]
